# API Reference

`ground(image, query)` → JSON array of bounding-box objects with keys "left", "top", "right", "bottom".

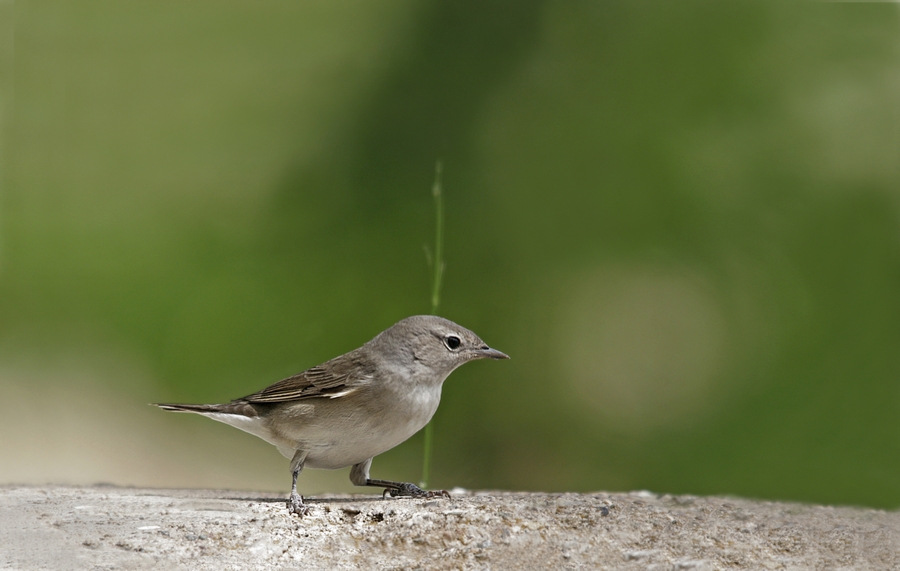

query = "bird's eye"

[{"left": 444, "top": 335, "right": 461, "bottom": 350}]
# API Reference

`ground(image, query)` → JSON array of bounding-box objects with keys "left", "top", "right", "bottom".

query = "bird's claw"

[
  {"left": 382, "top": 482, "right": 451, "bottom": 500},
  {"left": 288, "top": 493, "right": 309, "bottom": 516}
]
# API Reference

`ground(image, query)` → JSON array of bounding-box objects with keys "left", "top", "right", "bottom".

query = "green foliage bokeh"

[{"left": 2, "top": 1, "right": 899, "bottom": 508}]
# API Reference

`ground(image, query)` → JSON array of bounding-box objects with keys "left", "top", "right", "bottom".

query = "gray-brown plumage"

[{"left": 156, "top": 315, "right": 508, "bottom": 515}]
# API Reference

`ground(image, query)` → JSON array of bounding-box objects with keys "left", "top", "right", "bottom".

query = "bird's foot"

[
  {"left": 287, "top": 492, "right": 309, "bottom": 516},
  {"left": 381, "top": 482, "right": 451, "bottom": 500}
]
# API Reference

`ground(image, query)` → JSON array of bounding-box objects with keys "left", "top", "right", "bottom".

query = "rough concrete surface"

[{"left": 1, "top": 485, "right": 897, "bottom": 570}]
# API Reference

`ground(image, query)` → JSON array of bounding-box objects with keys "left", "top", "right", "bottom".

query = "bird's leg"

[
  {"left": 350, "top": 458, "right": 450, "bottom": 499},
  {"left": 287, "top": 450, "right": 309, "bottom": 516},
  {"left": 288, "top": 470, "right": 308, "bottom": 515}
]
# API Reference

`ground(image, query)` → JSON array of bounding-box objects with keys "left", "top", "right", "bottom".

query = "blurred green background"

[{"left": 2, "top": 1, "right": 899, "bottom": 509}]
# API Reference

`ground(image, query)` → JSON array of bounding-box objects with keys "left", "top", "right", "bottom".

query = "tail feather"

[
  {"left": 154, "top": 402, "right": 260, "bottom": 417},
  {"left": 154, "top": 400, "right": 283, "bottom": 455}
]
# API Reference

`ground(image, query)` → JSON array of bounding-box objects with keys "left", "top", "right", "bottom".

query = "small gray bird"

[{"left": 156, "top": 315, "right": 508, "bottom": 515}]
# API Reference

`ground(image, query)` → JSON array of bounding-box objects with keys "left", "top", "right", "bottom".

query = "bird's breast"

[{"left": 302, "top": 379, "right": 443, "bottom": 470}]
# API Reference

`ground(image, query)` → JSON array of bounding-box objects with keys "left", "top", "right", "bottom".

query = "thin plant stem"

[{"left": 421, "top": 160, "right": 444, "bottom": 489}]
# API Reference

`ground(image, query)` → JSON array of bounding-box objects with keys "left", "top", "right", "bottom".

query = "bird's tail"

[
  {"left": 154, "top": 402, "right": 259, "bottom": 417},
  {"left": 153, "top": 400, "right": 281, "bottom": 454},
  {"left": 156, "top": 402, "right": 221, "bottom": 413}
]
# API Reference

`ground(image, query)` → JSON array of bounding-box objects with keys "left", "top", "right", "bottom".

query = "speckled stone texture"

[{"left": 1, "top": 486, "right": 897, "bottom": 570}]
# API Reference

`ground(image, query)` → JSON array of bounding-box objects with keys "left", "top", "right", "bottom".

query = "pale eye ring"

[{"left": 444, "top": 335, "right": 461, "bottom": 350}]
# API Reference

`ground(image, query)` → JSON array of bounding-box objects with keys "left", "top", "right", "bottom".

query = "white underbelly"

[
  {"left": 303, "top": 420, "right": 423, "bottom": 469},
  {"left": 303, "top": 388, "right": 441, "bottom": 469}
]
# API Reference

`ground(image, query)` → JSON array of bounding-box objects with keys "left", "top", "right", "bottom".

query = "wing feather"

[{"left": 239, "top": 350, "right": 374, "bottom": 404}]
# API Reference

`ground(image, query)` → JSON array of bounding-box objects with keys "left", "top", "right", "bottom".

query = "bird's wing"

[{"left": 240, "top": 350, "right": 374, "bottom": 404}]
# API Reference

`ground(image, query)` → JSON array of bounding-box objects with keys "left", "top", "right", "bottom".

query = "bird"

[{"left": 155, "top": 315, "right": 508, "bottom": 515}]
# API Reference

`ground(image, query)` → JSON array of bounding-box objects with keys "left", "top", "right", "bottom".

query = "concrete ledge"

[{"left": 1, "top": 485, "right": 897, "bottom": 570}]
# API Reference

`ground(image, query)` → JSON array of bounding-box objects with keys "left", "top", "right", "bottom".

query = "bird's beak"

[{"left": 476, "top": 346, "right": 510, "bottom": 360}]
